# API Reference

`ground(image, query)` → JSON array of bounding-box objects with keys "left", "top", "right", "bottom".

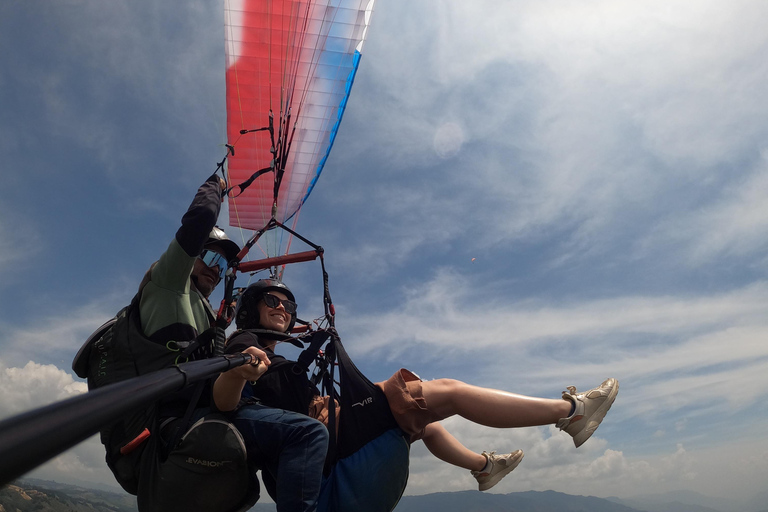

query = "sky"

[{"left": 2, "top": 0, "right": 768, "bottom": 506}]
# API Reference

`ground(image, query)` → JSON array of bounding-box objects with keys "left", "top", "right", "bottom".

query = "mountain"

[
  {"left": 0, "top": 480, "right": 137, "bottom": 512},
  {"left": 607, "top": 489, "right": 760, "bottom": 512},
  {"left": 242, "top": 490, "right": 644, "bottom": 512},
  {"left": 391, "top": 490, "right": 642, "bottom": 512},
  {"left": 607, "top": 496, "right": 724, "bottom": 512}
]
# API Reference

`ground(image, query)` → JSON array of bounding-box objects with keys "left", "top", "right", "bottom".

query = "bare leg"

[
  {"left": 420, "top": 379, "right": 571, "bottom": 427},
  {"left": 421, "top": 423, "right": 486, "bottom": 471}
]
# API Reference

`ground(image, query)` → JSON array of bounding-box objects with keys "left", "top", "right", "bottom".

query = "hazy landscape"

[{"left": 3, "top": 479, "right": 768, "bottom": 512}]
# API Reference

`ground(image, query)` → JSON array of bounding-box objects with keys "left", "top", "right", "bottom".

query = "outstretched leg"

[
  {"left": 420, "top": 379, "right": 571, "bottom": 427},
  {"left": 419, "top": 377, "right": 619, "bottom": 447}
]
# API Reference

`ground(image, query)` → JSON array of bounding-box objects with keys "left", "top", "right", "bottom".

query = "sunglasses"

[
  {"left": 262, "top": 293, "right": 297, "bottom": 314},
  {"left": 199, "top": 249, "right": 228, "bottom": 277}
]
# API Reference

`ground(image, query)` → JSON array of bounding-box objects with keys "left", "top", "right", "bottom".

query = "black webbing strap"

[
  {"left": 296, "top": 330, "right": 331, "bottom": 374},
  {"left": 162, "top": 379, "right": 207, "bottom": 456},
  {"left": 322, "top": 334, "right": 339, "bottom": 474},
  {"left": 213, "top": 327, "right": 227, "bottom": 357},
  {"left": 162, "top": 325, "right": 225, "bottom": 454},
  {"left": 177, "top": 326, "right": 223, "bottom": 361},
  {"left": 226, "top": 166, "right": 274, "bottom": 198}
]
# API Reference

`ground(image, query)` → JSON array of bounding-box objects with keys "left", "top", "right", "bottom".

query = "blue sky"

[{"left": 2, "top": 0, "right": 768, "bottom": 504}]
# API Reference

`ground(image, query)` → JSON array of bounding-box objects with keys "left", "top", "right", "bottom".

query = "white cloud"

[
  {"left": 404, "top": 416, "right": 698, "bottom": 498},
  {"left": 336, "top": 270, "right": 768, "bottom": 471},
  {"left": 0, "top": 360, "right": 127, "bottom": 488},
  {"left": 0, "top": 360, "right": 86, "bottom": 418},
  {"left": 343, "top": 271, "right": 768, "bottom": 357},
  {"left": 405, "top": 416, "right": 767, "bottom": 501},
  {"left": 333, "top": 0, "right": 768, "bottom": 272},
  {"left": 644, "top": 154, "right": 768, "bottom": 265}
]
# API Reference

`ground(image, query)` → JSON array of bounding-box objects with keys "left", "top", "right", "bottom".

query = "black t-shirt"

[{"left": 226, "top": 330, "right": 319, "bottom": 415}]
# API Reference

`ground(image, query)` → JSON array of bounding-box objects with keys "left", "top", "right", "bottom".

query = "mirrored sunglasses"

[
  {"left": 199, "top": 249, "right": 228, "bottom": 277},
  {"left": 262, "top": 293, "right": 297, "bottom": 314}
]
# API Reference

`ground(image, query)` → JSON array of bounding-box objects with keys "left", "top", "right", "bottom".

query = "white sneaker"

[
  {"left": 471, "top": 450, "right": 524, "bottom": 491},
  {"left": 556, "top": 378, "right": 619, "bottom": 447}
]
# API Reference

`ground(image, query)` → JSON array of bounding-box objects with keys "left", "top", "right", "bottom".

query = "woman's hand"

[
  {"left": 233, "top": 346, "right": 271, "bottom": 381},
  {"left": 213, "top": 347, "right": 271, "bottom": 412}
]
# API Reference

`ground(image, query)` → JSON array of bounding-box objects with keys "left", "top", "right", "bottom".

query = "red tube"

[
  {"left": 238, "top": 250, "right": 319, "bottom": 273},
  {"left": 120, "top": 428, "right": 150, "bottom": 455}
]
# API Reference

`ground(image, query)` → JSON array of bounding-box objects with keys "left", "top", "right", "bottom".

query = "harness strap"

[
  {"left": 162, "top": 379, "right": 207, "bottom": 457},
  {"left": 296, "top": 330, "right": 331, "bottom": 373},
  {"left": 226, "top": 166, "right": 273, "bottom": 198}
]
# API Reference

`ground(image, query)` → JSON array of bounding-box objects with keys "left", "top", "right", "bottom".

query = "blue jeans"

[{"left": 233, "top": 404, "right": 329, "bottom": 512}]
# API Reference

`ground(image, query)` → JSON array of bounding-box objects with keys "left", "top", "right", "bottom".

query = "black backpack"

[{"left": 72, "top": 294, "right": 259, "bottom": 512}]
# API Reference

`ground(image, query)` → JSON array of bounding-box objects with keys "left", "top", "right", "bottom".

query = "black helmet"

[
  {"left": 206, "top": 226, "right": 240, "bottom": 262},
  {"left": 235, "top": 279, "right": 296, "bottom": 332}
]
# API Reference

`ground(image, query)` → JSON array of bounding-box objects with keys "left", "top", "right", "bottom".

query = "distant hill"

[
  {"left": 607, "top": 488, "right": 768, "bottom": 512},
  {"left": 249, "top": 490, "right": 667, "bottom": 512},
  {"left": 608, "top": 489, "right": 745, "bottom": 512},
  {"left": 0, "top": 480, "right": 137, "bottom": 512},
  {"left": 608, "top": 496, "right": 723, "bottom": 512},
  {"left": 391, "top": 490, "right": 642, "bottom": 512}
]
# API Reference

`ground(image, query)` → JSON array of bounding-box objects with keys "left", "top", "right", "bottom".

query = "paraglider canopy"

[{"left": 224, "top": 0, "right": 375, "bottom": 257}]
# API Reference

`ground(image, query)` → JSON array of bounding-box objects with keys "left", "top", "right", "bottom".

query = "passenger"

[{"left": 214, "top": 279, "right": 619, "bottom": 500}]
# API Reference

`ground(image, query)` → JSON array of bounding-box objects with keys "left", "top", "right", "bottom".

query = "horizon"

[{"left": 9, "top": 477, "right": 768, "bottom": 511}]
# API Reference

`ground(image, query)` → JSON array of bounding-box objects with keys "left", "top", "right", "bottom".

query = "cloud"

[
  {"left": 342, "top": 270, "right": 768, "bottom": 357},
  {"left": 2, "top": 1, "right": 226, "bottom": 187},
  {"left": 324, "top": 0, "right": 768, "bottom": 277},
  {"left": 0, "top": 360, "right": 126, "bottom": 488},
  {"left": 335, "top": 270, "right": 768, "bottom": 463},
  {"left": 0, "top": 360, "right": 86, "bottom": 418},
  {"left": 643, "top": 154, "right": 768, "bottom": 265},
  {"left": 405, "top": 417, "right": 765, "bottom": 501},
  {"left": 404, "top": 416, "right": 696, "bottom": 498}
]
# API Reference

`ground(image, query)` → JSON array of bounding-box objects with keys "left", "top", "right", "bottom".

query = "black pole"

[{"left": 0, "top": 353, "right": 251, "bottom": 486}]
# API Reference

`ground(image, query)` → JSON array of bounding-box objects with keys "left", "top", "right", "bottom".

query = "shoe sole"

[
  {"left": 572, "top": 379, "right": 619, "bottom": 448},
  {"left": 478, "top": 450, "right": 524, "bottom": 491}
]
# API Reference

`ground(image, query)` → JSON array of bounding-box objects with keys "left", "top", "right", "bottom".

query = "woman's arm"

[{"left": 213, "top": 346, "right": 270, "bottom": 411}]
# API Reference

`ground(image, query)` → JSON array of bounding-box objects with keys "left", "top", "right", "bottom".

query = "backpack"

[
  {"left": 72, "top": 294, "right": 259, "bottom": 512},
  {"left": 137, "top": 412, "right": 255, "bottom": 512}
]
